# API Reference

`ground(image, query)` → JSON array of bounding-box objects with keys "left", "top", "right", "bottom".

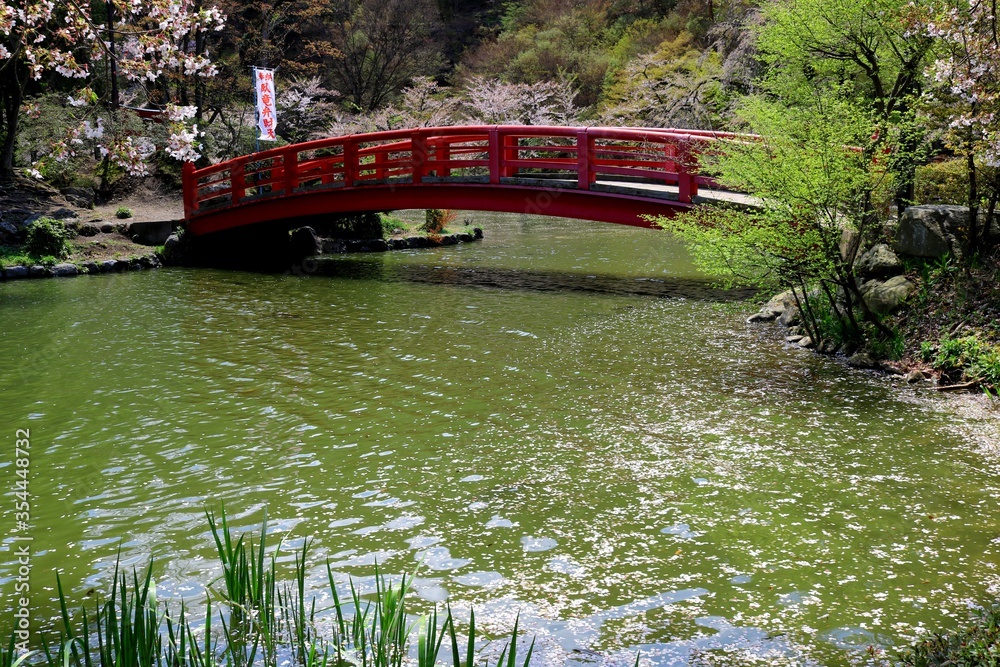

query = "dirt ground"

[{"left": 89, "top": 179, "right": 184, "bottom": 223}]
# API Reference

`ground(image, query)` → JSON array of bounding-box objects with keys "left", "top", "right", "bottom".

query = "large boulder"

[
  {"left": 747, "top": 289, "right": 796, "bottom": 323},
  {"left": 846, "top": 351, "right": 878, "bottom": 368},
  {"left": 860, "top": 275, "right": 916, "bottom": 315},
  {"left": 855, "top": 244, "right": 902, "bottom": 279},
  {"left": 746, "top": 288, "right": 823, "bottom": 326},
  {"left": 60, "top": 187, "right": 96, "bottom": 209},
  {"left": 162, "top": 233, "right": 184, "bottom": 264},
  {"left": 3, "top": 266, "right": 28, "bottom": 279},
  {"left": 289, "top": 226, "right": 321, "bottom": 258},
  {"left": 0, "top": 220, "right": 19, "bottom": 245},
  {"left": 49, "top": 207, "right": 78, "bottom": 220},
  {"left": 893, "top": 205, "right": 965, "bottom": 259}
]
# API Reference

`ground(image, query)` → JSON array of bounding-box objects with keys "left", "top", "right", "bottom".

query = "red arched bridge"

[{"left": 181, "top": 125, "right": 750, "bottom": 236}]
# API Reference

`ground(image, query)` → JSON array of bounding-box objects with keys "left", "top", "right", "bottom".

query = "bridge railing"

[{"left": 182, "top": 125, "right": 726, "bottom": 220}]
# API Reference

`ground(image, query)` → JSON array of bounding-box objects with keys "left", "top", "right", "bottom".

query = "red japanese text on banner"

[{"left": 252, "top": 67, "right": 278, "bottom": 141}]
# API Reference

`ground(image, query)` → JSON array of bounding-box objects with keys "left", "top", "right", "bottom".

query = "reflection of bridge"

[{"left": 182, "top": 125, "right": 751, "bottom": 236}]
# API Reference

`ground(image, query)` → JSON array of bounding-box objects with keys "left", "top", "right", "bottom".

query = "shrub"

[
  {"left": 309, "top": 212, "right": 384, "bottom": 239},
  {"left": 379, "top": 212, "right": 405, "bottom": 236},
  {"left": 423, "top": 208, "right": 456, "bottom": 234},
  {"left": 914, "top": 159, "right": 967, "bottom": 205},
  {"left": 0, "top": 246, "right": 35, "bottom": 268},
  {"left": 423, "top": 208, "right": 446, "bottom": 234},
  {"left": 115, "top": 206, "right": 133, "bottom": 219},
  {"left": 914, "top": 158, "right": 999, "bottom": 207},
  {"left": 924, "top": 335, "right": 1000, "bottom": 389},
  {"left": 895, "top": 604, "right": 1000, "bottom": 666},
  {"left": 24, "top": 217, "right": 70, "bottom": 258}
]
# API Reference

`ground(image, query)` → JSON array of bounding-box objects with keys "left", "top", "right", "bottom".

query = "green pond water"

[{"left": 2, "top": 213, "right": 999, "bottom": 666}]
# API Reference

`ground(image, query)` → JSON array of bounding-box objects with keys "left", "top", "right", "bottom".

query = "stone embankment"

[{"left": 1, "top": 254, "right": 164, "bottom": 281}]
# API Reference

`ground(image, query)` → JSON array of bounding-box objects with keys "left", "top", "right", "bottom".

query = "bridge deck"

[{"left": 182, "top": 126, "right": 756, "bottom": 236}]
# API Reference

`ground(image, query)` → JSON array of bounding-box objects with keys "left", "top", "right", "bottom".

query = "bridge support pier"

[{"left": 183, "top": 222, "right": 301, "bottom": 271}]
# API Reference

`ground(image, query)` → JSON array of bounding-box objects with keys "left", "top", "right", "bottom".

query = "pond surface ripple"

[{"left": 1, "top": 213, "right": 998, "bottom": 666}]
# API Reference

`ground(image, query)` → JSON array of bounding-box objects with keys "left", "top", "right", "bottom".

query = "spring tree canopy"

[{"left": 0, "top": 0, "right": 225, "bottom": 179}]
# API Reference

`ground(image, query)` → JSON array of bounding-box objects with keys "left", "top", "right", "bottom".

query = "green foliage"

[
  {"left": 0, "top": 246, "right": 37, "bottom": 269},
  {"left": 657, "top": 95, "right": 888, "bottom": 292},
  {"left": 894, "top": 604, "right": 1000, "bottom": 666},
  {"left": 914, "top": 158, "right": 1000, "bottom": 208},
  {"left": 464, "top": 0, "right": 623, "bottom": 107},
  {"left": 914, "top": 159, "right": 968, "bottom": 205},
  {"left": 754, "top": 0, "right": 931, "bottom": 117},
  {"left": 114, "top": 207, "right": 133, "bottom": 219},
  {"left": 813, "top": 297, "right": 863, "bottom": 348},
  {"left": 24, "top": 218, "right": 70, "bottom": 259},
  {"left": 603, "top": 17, "right": 677, "bottom": 73},
  {"left": 379, "top": 213, "right": 405, "bottom": 236},
  {"left": 17, "top": 101, "right": 152, "bottom": 189},
  {"left": 866, "top": 324, "right": 906, "bottom": 360},
  {"left": 200, "top": 106, "right": 274, "bottom": 165},
  {"left": 600, "top": 32, "right": 730, "bottom": 128},
  {"left": 923, "top": 335, "right": 1000, "bottom": 389},
  {"left": 16, "top": 94, "right": 79, "bottom": 186},
  {"left": 311, "top": 213, "right": 384, "bottom": 240},
  {"left": 423, "top": 208, "right": 451, "bottom": 234}
]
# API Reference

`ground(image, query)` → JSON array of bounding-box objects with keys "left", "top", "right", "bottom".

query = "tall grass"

[{"left": 5, "top": 508, "right": 539, "bottom": 667}]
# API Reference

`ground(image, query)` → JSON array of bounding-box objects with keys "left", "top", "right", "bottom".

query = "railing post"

[
  {"left": 343, "top": 139, "right": 357, "bottom": 187},
  {"left": 438, "top": 140, "right": 451, "bottom": 178},
  {"left": 488, "top": 128, "right": 501, "bottom": 184},
  {"left": 284, "top": 148, "right": 298, "bottom": 195},
  {"left": 412, "top": 133, "right": 428, "bottom": 183},
  {"left": 375, "top": 149, "right": 387, "bottom": 181},
  {"left": 576, "top": 128, "right": 591, "bottom": 190},
  {"left": 501, "top": 134, "right": 518, "bottom": 178},
  {"left": 677, "top": 142, "right": 697, "bottom": 203},
  {"left": 182, "top": 161, "right": 196, "bottom": 218},
  {"left": 231, "top": 158, "right": 246, "bottom": 206},
  {"left": 664, "top": 142, "right": 677, "bottom": 175}
]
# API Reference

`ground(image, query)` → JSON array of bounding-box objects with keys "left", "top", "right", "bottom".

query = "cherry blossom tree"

[
  {"left": 462, "top": 74, "right": 582, "bottom": 125},
  {"left": 913, "top": 0, "right": 1000, "bottom": 253},
  {"left": 0, "top": 0, "right": 225, "bottom": 180},
  {"left": 324, "top": 75, "right": 583, "bottom": 136}
]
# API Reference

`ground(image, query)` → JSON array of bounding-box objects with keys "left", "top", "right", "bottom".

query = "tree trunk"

[
  {"left": 966, "top": 150, "right": 980, "bottom": 259},
  {"left": 0, "top": 62, "right": 25, "bottom": 180},
  {"left": 844, "top": 277, "right": 894, "bottom": 338},
  {"left": 985, "top": 170, "right": 999, "bottom": 251}
]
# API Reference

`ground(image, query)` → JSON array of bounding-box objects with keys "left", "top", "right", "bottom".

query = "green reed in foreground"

[{"left": 2, "top": 508, "right": 535, "bottom": 667}]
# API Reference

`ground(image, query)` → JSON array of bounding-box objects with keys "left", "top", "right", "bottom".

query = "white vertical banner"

[{"left": 253, "top": 67, "right": 278, "bottom": 141}]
